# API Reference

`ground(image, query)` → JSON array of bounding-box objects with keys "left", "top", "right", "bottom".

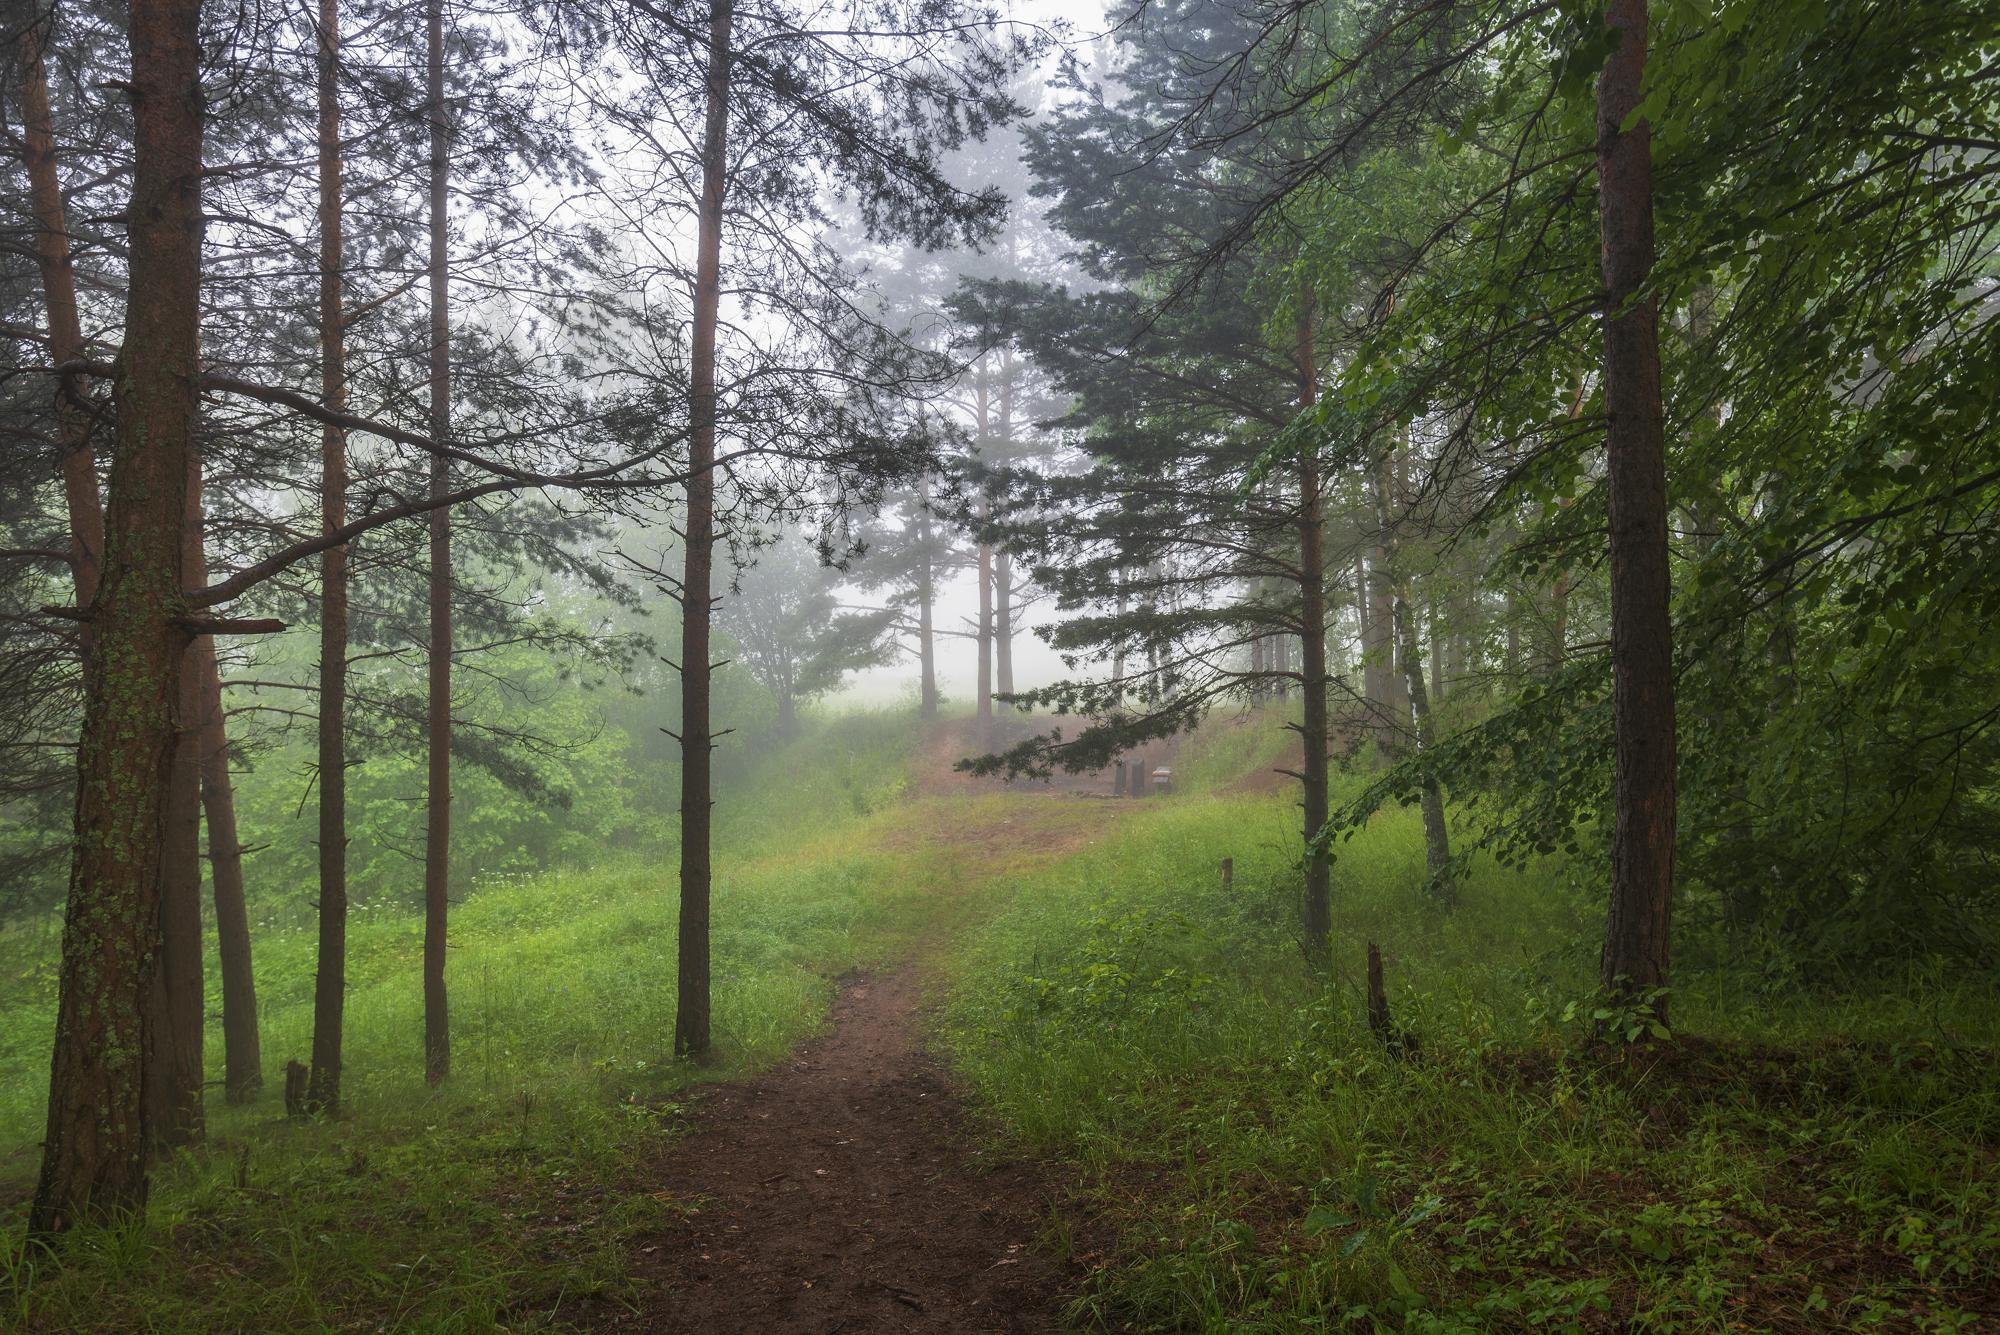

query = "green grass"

[
  {"left": 4, "top": 707, "right": 1995, "bottom": 1331},
  {"left": 940, "top": 790, "right": 2000, "bottom": 1332},
  {"left": 0, "top": 711, "right": 950, "bottom": 1330}
]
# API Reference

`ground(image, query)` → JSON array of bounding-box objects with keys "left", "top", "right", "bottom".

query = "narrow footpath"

[
  {"left": 607, "top": 779, "right": 1134, "bottom": 1333},
  {"left": 612, "top": 965, "right": 1069, "bottom": 1332}
]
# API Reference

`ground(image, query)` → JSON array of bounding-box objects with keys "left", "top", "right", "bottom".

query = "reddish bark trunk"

[
  {"left": 147, "top": 444, "right": 210, "bottom": 1151},
  {"left": 196, "top": 639, "right": 260, "bottom": 1101},
  {"left": 423, "top": 0, "right": 453, "bottom": 1085},
  {"left": 676, "top": 0, "right": 732, "bottom": 1061},
  {"left": 13, "top": 8, "right": 104, "bottom": 617},
  {"left": 31, "top": 0, "right": 207, "bottom": 1233},
  {"left": 1295, "top": 293, "right": 1332, "bottom": 962},
  {"left": 308, "top": 0, "right": 351, "bottom": 1113},
  {"left": 1595, "top": 0, "right": 1677, "bottom": 1019}
]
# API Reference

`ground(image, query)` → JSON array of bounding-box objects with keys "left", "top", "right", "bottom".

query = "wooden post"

[
  {"left": 1366, "top": 943, "right": 1393, "bottom": 1045},
  {"left": 284, "top": 1060, "right": 310, "bottom": 1117},
  {"left": 1220, "top": 857, "right": 1233, "bottom": 892}
]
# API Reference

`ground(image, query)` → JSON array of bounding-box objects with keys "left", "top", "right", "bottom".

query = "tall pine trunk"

[
  {"left": 423, "top": 0, "right": 453, "bottom": 1086},
  {"left": 307, "top": 0, "right": 350, "bottom": 1114},
  {"left": 973, "top": 360, "right": 994, "bottom": 742},
  {"left": 1295, "top": 294, "right": 1332, "bottom": 962},
  {"left": 916, "top": 474, "right": 938, "bottom": 719},
  {"left": 197, "top": 641, "right": 259, "bottom": 1101},
  {"left": 147, "top": 446, "right": 209, "bottom": 1151},
  {"left": 14, "top": 8, "right": 104, "bottom": 621},
  {"left": 31, "top": 0, "right": 206, "bottom": 1233},
  {"left": 676, "top": 0, "right": 732, "bottom": 1061},
  {"left": 1595, "top": 0, "right": 1677, "bottom": 1019},
  {"left": 994, "top": 360, "right": 1014, "bottom": 704}
]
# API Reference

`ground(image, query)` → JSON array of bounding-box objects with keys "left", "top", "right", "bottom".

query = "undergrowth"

[
  {"left": 0, "top": 711, "right": 935, "bottom": 1330},
  {"left": 941, "top": 791, "right": 2000, "bottom": 1332}
]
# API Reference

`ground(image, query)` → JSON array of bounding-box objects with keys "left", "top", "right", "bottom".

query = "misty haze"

[{"left": 1, "top": 0, "right": 1995, "bottom": 1330}]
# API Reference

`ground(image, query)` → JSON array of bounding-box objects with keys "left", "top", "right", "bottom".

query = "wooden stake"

[{"left": 1366, "top": 943, "right": 1393, "bottom": 1045}]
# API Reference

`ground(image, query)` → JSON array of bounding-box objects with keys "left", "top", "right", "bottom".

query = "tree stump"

[
  {"left": 284, "top": 1059, "right": 310, "bottom": 1117},
  {"left": 1366, "top": 943, "right": 1393, "bottom": 1044}
]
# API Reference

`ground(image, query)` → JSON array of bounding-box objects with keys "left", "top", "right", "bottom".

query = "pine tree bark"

[
  {"left": 675, "top": 0, "right": 732, "bottom": 1061},
  {"left": 13, "top": 7, "right": 104, "bottom": 620},
  {"left": 1595, "top": 0, "right": 1677, "bottom": 1019},
  {"left": 994, "top": 359, "right": 1015, "bottom": 703},
  {"left": 147, "top": 444, "right": 209, "bottom": 1151},
  {"left": 1295, "top": 294, "right": 1332, "bottom": 962},
  {"left": 197, "top": 641, "right": 260, "bottom": 1101},
  {"left": 307, "top": 0, "right": 350, "bottom": 1114},
  {"left": 423, "top": 0, "right": 453, "bottom": 1085},
  {"left": 31, "top": 0, "right": 206, "bottom": 1234}
]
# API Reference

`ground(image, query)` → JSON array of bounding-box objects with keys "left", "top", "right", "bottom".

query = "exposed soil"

[{"left": 608, "top": 966, "right": 1073, "bottom": 1333}]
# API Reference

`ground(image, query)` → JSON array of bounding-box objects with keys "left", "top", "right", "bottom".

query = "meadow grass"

[
  {"left": 0, "top": 711, "right": 974, "bottom": 1330},
  {"left": 940, "top": 787, "right": 2000, "bottom": 1332}
]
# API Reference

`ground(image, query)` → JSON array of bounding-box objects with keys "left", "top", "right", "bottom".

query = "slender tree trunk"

[
  {"left": 1427, "top": 586, "right": 1444, "bottom": 705},
  {"left": 197, "top": 641, "right": 259, "bottom": 1101},
  {"left": 307, "top": 0, "right": 350, "bottom": 1114},
  {"left": 995, "top": 551, "right": 1014, "bottom": 702},
  {"left": 423, "top": 0, "right": 452, "bottom": 1084},
  {"left": 974, "top": 362, "right": 993, "bottom": 741},
  {"left": 1545, "top": 379, "right": 1584, "bottom": 678},
  {"left": 1393, "top": 591, "right": 1454, "bottom": 904},
  {"left": 916, "top": 477, "right": 938, "bottom": 720},
  {"left": 976, "top": 524, "right": 993, "bottom": 737},
  {"left": 1353, "top": 553, "right": 1370, "bottom": 696},
  {"left": 1366, "top": 459, "right": 1404, "bottom": 759},
  {"left": 14, "top": 8, "right": 104, "bottom": 621},
  {"left": 31, "top": 0, "right": 206, "bottom": 1234},
  {"left": 676, "top": 0, "right": 732, "bottom": 1061},
  {"left": 147, "top": 444, "right": 209, "bottom": 1151},
  {"left": 1504, "top": 586, "right": 1521, "bottom": 678},
  {"left": 1111, "top": 567, "right": 1127, "bottom": 688},
  {"left": 1595, "top": 0, "right": 1677, "bottom": 1019},
  {"left": 994, "top": 361, "right": 1014, "bottom": 704},
  {"left": 1295, "top": 294, "right": 1332, "bottom": 962},
  {"left": 1548, "top": 569, "right": 1570, "bottom": 674}
]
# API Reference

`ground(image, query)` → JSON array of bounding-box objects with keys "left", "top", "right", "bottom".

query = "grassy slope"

[
  {"left": 940, "top": 733, "right": 2000, "bottom": 1332},
  {"left": 0, "top": 711, "right": 1005, "bottom": 1329}
]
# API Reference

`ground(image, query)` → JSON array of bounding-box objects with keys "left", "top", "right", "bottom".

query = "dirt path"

[{"left": 610, "top": 966, "right": 1071, "bottom": 1333}]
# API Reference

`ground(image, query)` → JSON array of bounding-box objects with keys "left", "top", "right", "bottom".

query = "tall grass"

[
  {"left": 942, "top": 792, "right": 2000, "bottom": 1331},
  {"left": 0, "top": 711, "right": 937, "bottom": 1328}
]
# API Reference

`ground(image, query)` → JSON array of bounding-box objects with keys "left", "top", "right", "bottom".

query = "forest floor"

[
  {"left": 609, "top": 786, "right": 1125, "bottom": 1332},
  {"left": 611, "top": 965, "right": 1070, "bottom": 1333}
]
